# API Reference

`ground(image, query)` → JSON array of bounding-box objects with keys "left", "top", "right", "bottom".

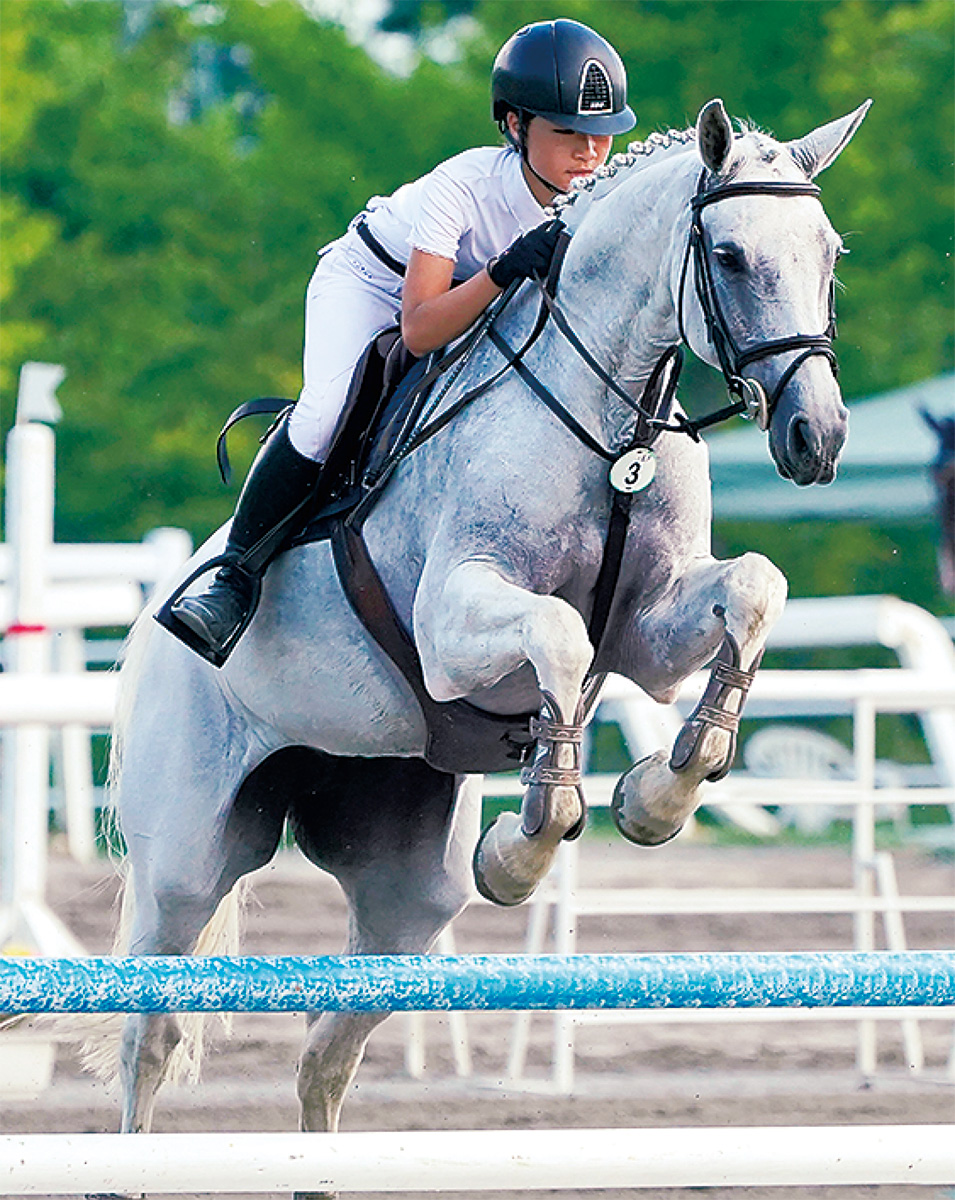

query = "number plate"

[{"left": 610, "top": 447, "right": 656, "bottom": 494}]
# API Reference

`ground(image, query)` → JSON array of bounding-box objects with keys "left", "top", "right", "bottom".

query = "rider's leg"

[
  {"left": 170, "top": 417, "right": 323, "bottom": 655},
  {"left": 170, "top": 246, "right": 400, "bottom": 664}
]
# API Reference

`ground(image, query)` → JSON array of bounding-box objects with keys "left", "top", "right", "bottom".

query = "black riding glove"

[{"left": 487, "top": 219, "right": 565, "bottom": 290}]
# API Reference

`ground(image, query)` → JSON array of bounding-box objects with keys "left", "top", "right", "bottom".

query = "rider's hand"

[{"left": 487, "top": 220, "right": 565, "bottom": 290}]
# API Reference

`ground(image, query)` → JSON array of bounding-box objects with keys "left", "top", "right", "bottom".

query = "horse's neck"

[{"left": 557, "top": 156, "right": 696, "bottom": 391}]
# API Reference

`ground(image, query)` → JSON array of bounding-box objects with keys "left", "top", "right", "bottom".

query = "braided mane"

[{"left": 546, "top": 127, "right": 697, "bottom": 224}]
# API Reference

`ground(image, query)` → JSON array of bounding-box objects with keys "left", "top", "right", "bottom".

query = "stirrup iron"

[{"left": 154, "top": 555, "right": 262, "bottom": 668}]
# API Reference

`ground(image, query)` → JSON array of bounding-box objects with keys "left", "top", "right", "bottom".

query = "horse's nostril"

[{"left": 789, "top": 417, "right": 813, "bottom": 460}]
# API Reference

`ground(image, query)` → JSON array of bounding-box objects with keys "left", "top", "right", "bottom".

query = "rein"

[{"left": 329, "top": 170, "right": 843, "bottom": 759}]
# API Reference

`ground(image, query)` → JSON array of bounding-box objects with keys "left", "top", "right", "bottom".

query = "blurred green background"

[{"left": 2, "top": 0, "right": 952, "bottom": 614}]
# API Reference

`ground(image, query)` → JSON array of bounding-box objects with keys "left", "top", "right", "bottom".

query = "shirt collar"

[{"left": 501, "top": 147, "right": 547, "bottom": 230}]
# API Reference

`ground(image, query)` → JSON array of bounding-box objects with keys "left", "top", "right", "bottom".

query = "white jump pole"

[
  {"left": 0, "top": 363, "right": 84, "bottom": 956},
  {"left": 1, "top": 1125, "right": 950, "bottom": 1194}
]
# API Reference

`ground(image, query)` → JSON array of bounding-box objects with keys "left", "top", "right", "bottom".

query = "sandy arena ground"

[{"left": 2, "top": 830, "right": 953, "bottom": 1200}]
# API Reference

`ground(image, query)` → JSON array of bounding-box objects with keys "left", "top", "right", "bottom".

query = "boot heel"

[{"left": 154, "top": 557, "right": 262, "bottom": 668}]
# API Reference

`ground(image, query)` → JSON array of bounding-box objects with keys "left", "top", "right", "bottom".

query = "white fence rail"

[{"left": 4, "top": 1123, "right": 951, "bottom": 1194}]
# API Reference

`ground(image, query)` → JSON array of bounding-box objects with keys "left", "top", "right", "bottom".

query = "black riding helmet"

[{"left": 492, "top": 19, "right": 636, "bottom": 137}]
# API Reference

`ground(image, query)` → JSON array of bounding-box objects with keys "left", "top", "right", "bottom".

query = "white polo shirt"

[
  {"left": 359, "top": 146, "right": 546, "bottom": 280},
  {"left": 291, "top": 146, "right": 546, "bottom": 461}
]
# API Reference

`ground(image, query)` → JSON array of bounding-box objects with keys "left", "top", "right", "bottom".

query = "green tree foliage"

[
  {"left": 1, "top": 0, "right": 951, "bottom": 616},
  {"left": 818, "top": 0, "right": 954, "bottom": 390}
]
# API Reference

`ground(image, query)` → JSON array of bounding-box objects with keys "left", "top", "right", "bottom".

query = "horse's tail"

[
  {"left": 104, "top": 605, "right": 154, "bottom": 833},
  {"left": 80, "top": 869, "right": 250, "bottom": 1086}
]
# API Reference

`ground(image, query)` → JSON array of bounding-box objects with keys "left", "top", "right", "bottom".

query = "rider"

[{"left": 168, "top": 18, "right": 636, "bottom": 665}]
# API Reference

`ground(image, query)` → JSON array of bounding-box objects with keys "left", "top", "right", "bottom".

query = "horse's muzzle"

[{"left": 772, "top": 393, "right": 848, "bottom": 486}]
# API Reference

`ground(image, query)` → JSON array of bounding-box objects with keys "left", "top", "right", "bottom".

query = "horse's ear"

[
  {"left": 786, "top": 100, "right": 872, "bottom": 179},
  {"left": 697, "top": 99, "right": 734, "bottom": 175}
]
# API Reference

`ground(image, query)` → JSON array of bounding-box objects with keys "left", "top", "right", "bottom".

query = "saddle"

[
  {"left": 216, "top": 325, "right": 425, "bottom": 531},
  {"left": 215, "top": 326, "right": 542, "bottom": 775}
]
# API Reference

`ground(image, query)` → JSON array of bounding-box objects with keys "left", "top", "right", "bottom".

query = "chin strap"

[
  {"left": 502, "top": 112, "right": 564, "bottom": 199},
  {"left": 521, "top": 151, "right": 562, "bottom": 199}
]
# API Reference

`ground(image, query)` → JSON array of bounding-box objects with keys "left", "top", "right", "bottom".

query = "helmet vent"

[{"left": 579, "top": 60, "right": 612, "bottom": 113}]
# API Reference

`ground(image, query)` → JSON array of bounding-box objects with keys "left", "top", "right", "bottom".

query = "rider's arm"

[{"left": 401, "top": 249, "right": 500, "bottom": 358}]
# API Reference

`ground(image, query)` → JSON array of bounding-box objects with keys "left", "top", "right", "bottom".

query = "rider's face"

[{"left": 510, "top": 113, "right": 613, "bottom": 202}]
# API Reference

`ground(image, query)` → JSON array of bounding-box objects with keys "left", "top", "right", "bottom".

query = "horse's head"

[{"left": 678, "top": 98, "right": 870, "bottom": 485}]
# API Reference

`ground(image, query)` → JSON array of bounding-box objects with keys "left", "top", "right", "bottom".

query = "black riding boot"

[{"left": 167, "top": 419, "right": 322, "bottom": 665}]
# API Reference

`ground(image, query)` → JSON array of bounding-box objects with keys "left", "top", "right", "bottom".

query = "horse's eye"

[{"left": 713, "top": 244, "right": 746, "bottom": 275}]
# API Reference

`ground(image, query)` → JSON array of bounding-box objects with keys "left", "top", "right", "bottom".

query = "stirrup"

[{"left": 154, "top": 555, "right": 262, "bottom": 668}]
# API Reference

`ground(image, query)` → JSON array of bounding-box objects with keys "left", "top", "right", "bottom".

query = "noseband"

[{"left": 678, "top": 175, "right": 839, "bottom": 430}]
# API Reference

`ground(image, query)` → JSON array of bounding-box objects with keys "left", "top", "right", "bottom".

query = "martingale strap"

[
  {"left": 330, "top": 519, "right": 538, "bottom": 774},
  {"left": 585, "top": 345, "right": 683, "bottom": 661}
]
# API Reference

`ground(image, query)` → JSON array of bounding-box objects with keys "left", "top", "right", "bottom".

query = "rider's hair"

[{"left": 499, "top": 107, "right": 532, "bottom": 153}]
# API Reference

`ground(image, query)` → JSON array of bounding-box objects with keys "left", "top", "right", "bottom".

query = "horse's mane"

[
  {"left": 547, "top": 126, "right": 697, "bottom": 226},
  {"left": 548, "top": 119, "right": 788, "bottom": 228}
]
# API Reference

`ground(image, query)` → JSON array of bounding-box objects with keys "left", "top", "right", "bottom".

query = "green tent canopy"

[{"left": 707, "top": 375, "right": 953, "bottom": 520}]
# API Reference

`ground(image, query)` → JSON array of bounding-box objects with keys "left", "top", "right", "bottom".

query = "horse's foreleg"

[
  {"left": 614, "top": 552, "right": 786, "bottom": 845},
  {"left": 415, "top": 561, "right": 594, "bottom": 905}
]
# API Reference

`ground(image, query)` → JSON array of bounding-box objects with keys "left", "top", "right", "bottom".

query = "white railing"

[
  {"left": 1, "top": 411, "right": 192, "bottom": 957},
  {"left": 412, "top": 663, "right": 955, "bottom": 1092}
]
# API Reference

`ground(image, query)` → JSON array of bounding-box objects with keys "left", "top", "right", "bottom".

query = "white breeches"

[{"left": 288, "top": 239, "right": 403, "bottom": 461}]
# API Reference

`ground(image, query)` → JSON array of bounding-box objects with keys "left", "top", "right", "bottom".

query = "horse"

[
  {"left": 920, "top": 407, "right": 955, "bottom": 597},
  {"left": 107, "top": 97, "right": 868, "bottom": 1178}
]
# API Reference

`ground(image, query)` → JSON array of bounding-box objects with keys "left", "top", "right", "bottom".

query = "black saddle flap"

[{"left": 322, "top": 328, "right": 418, "bottom": 498}]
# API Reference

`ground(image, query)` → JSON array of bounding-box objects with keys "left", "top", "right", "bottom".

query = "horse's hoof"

[
  {"left": 611, "top": 750, "right": 690, "bottom": 846},
  {"left": 472, "top": 812, "right": 554, "bottom": 906}
]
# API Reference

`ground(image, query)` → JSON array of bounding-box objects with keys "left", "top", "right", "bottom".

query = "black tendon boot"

[{"left": 163, "top": 419, "right": 322, "bottom": 665}]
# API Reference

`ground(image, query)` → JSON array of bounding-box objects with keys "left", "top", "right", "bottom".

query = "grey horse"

[{"left": 109, "top": 98, "right": 868, "bottom": 1168}]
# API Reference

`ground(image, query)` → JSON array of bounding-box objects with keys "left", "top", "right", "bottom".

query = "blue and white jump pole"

[{"left": 2, "top": 950, "right": 953, "bottom": 1014}]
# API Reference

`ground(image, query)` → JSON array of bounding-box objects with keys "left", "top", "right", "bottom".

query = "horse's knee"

[
  {"left": 522, "top": 598, "right": 593, "bottom": 701},
  {"left": 415, "top": 563, "right": 592, "bottom": 708},
  {"left": 721, "top": 552, "right": 787, "bottom": 650}
]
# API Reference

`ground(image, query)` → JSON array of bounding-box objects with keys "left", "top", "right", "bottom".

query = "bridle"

[
  {"left": 677, "top": 173, "right": 839, "bottom": 431},
  {"left": 357, "top": 169, "right": 846, "bottom": 502}
]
